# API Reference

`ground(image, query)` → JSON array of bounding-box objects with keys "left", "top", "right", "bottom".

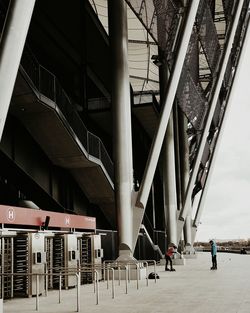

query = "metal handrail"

[
  {"left": 0, "top": 261, "right": 158, "bottom": 312},
  {"left": 20, "top": 46, "right": 114, "bottom": 182},
  {"left": 0, "top": 272, "right": 80, "bottom": 312}
]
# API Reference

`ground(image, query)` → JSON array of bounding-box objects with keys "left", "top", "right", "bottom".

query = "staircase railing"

[{"left": 20, "top": 46, "right": 114, "bottom": 182}]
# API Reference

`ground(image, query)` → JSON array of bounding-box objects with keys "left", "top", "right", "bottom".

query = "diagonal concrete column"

[
  {"left": 163, "top": 112, "right": 178, "bottom": 247},
  {"left": 179, "top": 114, "right": 193, "bottom": 252},
  {"left": 132, "top": 1, "right": 200, "bottom": 252},
  {"left": 193, "top": 8, "right": 250, "bottom": 231},
  {"left": 108, "top": 0, "right": 134, "bottom": 259},
  {"left": 0, "top": 0, "right": 36, "bottom": 142},
  {"left": 177, "top": 0, "right": 245, "bottom": 240}
]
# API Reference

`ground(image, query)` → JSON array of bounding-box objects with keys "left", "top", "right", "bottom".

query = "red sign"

[{"left": 0, "top": 205, "right": 96, "bottom": 230}]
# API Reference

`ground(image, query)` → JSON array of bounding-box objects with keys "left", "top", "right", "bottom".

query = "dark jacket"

[{"left": 210, "top": 240, "right": 217, "bottom": 257}]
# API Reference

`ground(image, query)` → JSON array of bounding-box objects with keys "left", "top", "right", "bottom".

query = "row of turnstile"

[{"left": 0, "top": 231, "right": 103, "bottom": 299}]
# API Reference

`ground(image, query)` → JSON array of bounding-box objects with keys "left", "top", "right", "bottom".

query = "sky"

[{"left": 195, "top": 28, "right": 250, "bottom": 242}]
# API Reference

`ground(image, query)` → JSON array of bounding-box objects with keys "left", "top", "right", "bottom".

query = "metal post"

[
  {"left": 111, "top": 268, "right": 115, "bottom": 299},
  {"left": 108, "top": 0, "right": 134, "bottom": 257},
  {"left": 132, "top": 1, "right": 200, "bottom": 251},
  {"left": 107, "top": 264, "right": 109, "bottom": 289},
  {"left": 153, "top": 261, "right": 156, "bottom": 284},
  {"left": 0, "top": 0, "right": 36, "bottom": 142},
  {"left": 145, "top": 262, "right": 148, "bottom": 286},
  {"left": 103, "top": 261, "right": 106, "bottom": 281},
  {"left": 95, "top": 270, "right": 99, "bottom": 305},
  {"left": 36, "top": 274, "right": 39, "bottom": 311},
  {"left": 76, "top": 274, "right": 80, "bottom": 312},
  {"left": 59, "top": 273, "right": 62, "bottom": 303},
  {"left": 118, "top": 266, "right": 121, "bottom": 286},
  {"left": 136, "top": 264, "right": 139, "bottom": 290},
  {"left": 125, "top": 266, "right": 128, "bottom": 294},
  {"left": 45, "top": 265, "right": 48, "bottom": 297}
]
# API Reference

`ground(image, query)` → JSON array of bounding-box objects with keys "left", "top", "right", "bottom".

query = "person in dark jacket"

[
  {"left": 165, "top": 245, "right": 177, "bottom": 271},
  {"left": 209, "top": 240, "right": 217, "bottom": 270}
]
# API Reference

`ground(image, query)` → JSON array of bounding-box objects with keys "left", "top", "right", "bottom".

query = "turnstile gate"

[
  {"left": 13, "top": 235, "right": 29, "bottom": 297},
  {"left": 80, "top": 235, "right": 92, "bottom": 284},
  {"left": 0, "top": 236, "right": 14, "bottom": 299},
  {"left": 52, "top": 235, "right": 65, "bottom": 288},
  {"left": 45, "top": 236, "right": 54, "bottom": 289},
  {"left": 79, "top": 234, "right": 103, "bottom": 283},
  {"left": 52, "top": 234, "right": 80, "bottom": 289},
  {"left": 13, "top": 233, "right": 46, "bottom": 297},
  {"left": 0, "top": 232, "right": 100, "bottom": 298}
]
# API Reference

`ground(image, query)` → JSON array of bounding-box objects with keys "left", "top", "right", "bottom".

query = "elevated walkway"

[
  {"left": 3, "top": 252, "right": 250, "bottom": 313},
  {"left": 10, "top": 48, "right": 115, "bottom": 226}
]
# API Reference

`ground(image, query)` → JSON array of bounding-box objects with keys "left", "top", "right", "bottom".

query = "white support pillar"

[
  {"left": 0, "top": 0, "right": 36, "bottom": 141},
  {"left": 179, "top": 0, "right": 244, "bottom": 225},
  {"left": 108, "top": 0, "right": 134, "bottom": 259},
  {"left": 132, "top": 1, "right": 200, "bottom": 251},
  {"left": 163, "top": 112, "right": 178, "bottom": 247},
  {"left": 184, "top": 214, "right": 192, "bottom": 249},
  {"left": 180, "top": 115, "right": 193, "bottom": 252}
]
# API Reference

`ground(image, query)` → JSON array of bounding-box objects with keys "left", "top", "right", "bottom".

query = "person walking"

[
  {"left": 209, "top": 240, "right": 217, "bottom": 270},
  {"left": 165, "top": 245, "right": 177, "bottom": 271}
]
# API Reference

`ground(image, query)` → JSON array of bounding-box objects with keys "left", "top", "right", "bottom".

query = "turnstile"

[
  {"left": 29, "top": 232, "right": 46, "bottom": 296},
  {"left": 45, "top": 236, "right": 54, "bottom": 289},
  {"left": 79, "top": 234, "right": 103, "bottom": 283},
  {"left": 13, "top": 234, "right": 29, "bottom": 297},
  {"left": 53, "top": 234, "right": 80, "bottom": 288},
  {"left": 0, "top": 234, "right": 15, "bottom": 299},
  {"left": 0, "top": 231, "right": 101, "bottom": 298},
  {"left": 13, "top": 233, "right": 46, "bottom": 297},
  {"left": 80, "top": 235, "right": 92, "bottom": 284}
]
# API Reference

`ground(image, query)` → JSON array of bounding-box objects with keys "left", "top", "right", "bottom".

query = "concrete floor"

[{"left": 3, "top": 252, "right": 250, "bottom": 313}]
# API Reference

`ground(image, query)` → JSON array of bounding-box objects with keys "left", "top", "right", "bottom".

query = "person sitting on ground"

[{"left": 165, "top": 244, "right": 177, "bottom": 271}]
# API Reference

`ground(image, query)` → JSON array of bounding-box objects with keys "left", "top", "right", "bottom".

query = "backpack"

[{"left": 148, "top": 272, "right": 160, "bottom": 279}]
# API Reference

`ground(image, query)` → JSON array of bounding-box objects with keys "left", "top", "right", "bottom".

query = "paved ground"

[{"left": 3, "top": 252, "right": 250, "bottom": 313}]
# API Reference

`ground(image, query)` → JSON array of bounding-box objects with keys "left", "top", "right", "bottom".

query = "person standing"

[
  {"left": 165, "top": 245, "right": 177, "bottom": 271},
  {"left": 209, "top": 240, "right": 217, "bottom": 270}
]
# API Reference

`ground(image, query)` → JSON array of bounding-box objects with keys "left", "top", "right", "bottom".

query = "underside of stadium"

[{"left": 0, "top": 0, "right": 249, "bottom": 299}]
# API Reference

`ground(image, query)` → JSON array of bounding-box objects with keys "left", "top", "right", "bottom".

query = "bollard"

[
  {"left": 76, "top": 274, "right": 80, "bottom": 312},
  {"left": 125, "top": 266, "right": 128, "bottom": 294},
  {"left": 136, "top": 264, "right": 139, "bottom": 290},
  {"left": 59, "top": 273, "right": 62, "bottom": 303},
  {"left": 145, "top": 262, "right": 149, "bottom": 286},
  {"left": 111, "top": 268, "right": 115, "bottom": 299},
  {"left": 107, "top": 265, "right": 109, "bottom": 289},
  {"left": 95, "top": 270, "right": 99, "bottom": 305},
  {"left": 36, "top": 274, "right": 39, "bottom": 311},
  {"left": 45, "top": 266, "right": 48, "bottom": 297},
  {"left": 118, "top": 266, "right": 121, "bottom": 286}
]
